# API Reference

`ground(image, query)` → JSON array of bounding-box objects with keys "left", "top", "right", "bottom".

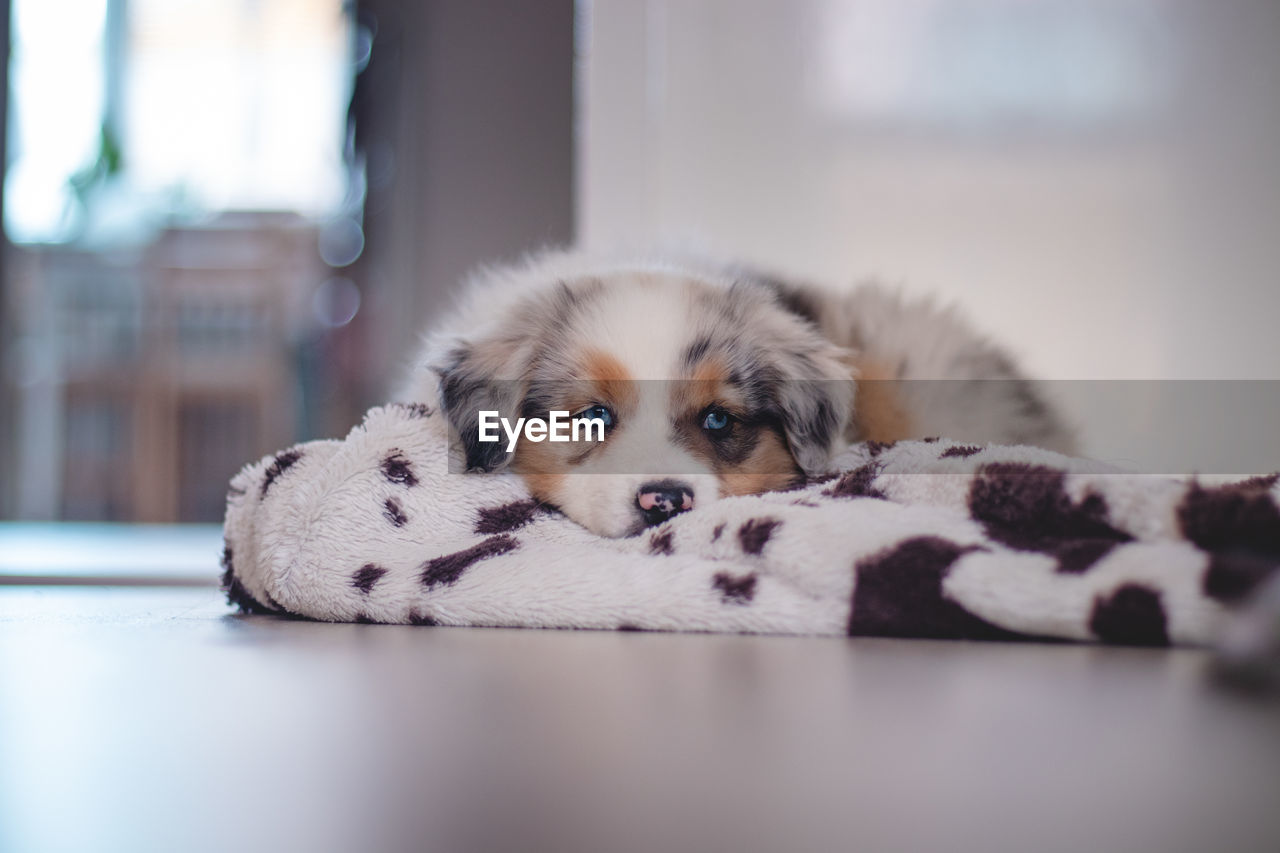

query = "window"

[
  {"left": 6, "top": 0, "right": 351, "bottom": 244},
  {"left": 4, "top": 0, "right": 359, "bottom": 523}
]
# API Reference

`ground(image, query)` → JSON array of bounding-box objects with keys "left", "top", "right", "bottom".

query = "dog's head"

[{"left": 430, "top": 261, "right": 854, "bottom": 537}]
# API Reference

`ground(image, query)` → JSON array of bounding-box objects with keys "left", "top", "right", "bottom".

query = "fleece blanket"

[{"left": 220, "top": 403, "right": 1280, "bottom": 646}]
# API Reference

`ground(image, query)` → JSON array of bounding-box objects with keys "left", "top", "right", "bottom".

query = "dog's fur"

[{"left": 397, "top": 250, "right": 1074, "bottom": 537}]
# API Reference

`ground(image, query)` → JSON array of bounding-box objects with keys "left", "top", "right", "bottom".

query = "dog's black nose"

[{"left": 636, "top": 480, "right": 695, "bottom": 526}]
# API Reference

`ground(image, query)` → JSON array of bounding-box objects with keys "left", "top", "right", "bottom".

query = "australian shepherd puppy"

[{"left": 398, "top": 250, "right": 1074, "bottom": 538}]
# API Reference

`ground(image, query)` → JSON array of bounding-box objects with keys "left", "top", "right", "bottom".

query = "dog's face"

[{"left": 435, "top": 268, "right": 853, "bottom": 537}]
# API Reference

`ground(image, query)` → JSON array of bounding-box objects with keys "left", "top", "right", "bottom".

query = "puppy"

[{"left": 398, "top": 250, "right": 1074, "bottom": 537}]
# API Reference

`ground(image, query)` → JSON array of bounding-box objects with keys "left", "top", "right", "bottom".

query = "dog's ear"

[
  {"left": 717, "top": 277, "right": 854, "bottom": 477},
  {"left": 770, "top": 350, "right": 855, "bottom": 476},
  {"left": 431, "top": 278, "right": 595, "bottom": 472},
  {"left": 435, "top": 340, "right": 530, "bottom": 473},
  {"left": 730, "top": 266, "right": 826, "bottom": 329}
]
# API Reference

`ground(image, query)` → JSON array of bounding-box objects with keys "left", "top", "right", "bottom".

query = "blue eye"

[
  {"left": 702, "top": 409, "right": 731, "bottom": 431},
  {"left": 577, "top": 404, "right": 614, "bottom": 427}
]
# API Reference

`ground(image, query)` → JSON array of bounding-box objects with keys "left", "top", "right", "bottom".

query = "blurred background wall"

[
  {"left": 581, "top": 0, "right": 1280, "bottom": 384},
  {"left": 353, "top": 0, "right": 574, "bottom": 403},
  {"left": 2, "top": 0, "right": 1277, "bottom": 522},
  {"left": 579, "top": 0, "right": 1280, "bottom": 472}
]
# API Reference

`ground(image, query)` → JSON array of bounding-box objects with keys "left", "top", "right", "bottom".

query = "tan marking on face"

[
  {"left": 511, "top": 430, "right": 593, "bottom": 500},
  {"left": 578, "top": 348, "right": 639, "bottom": 413},
  {"left": 851, "top": 359, "right": 913, "bottom": 443},
  {"left": 670, "top": 357, "right": 742, "bottom": 416},
  {"left": 512, "top": 346, "right": 639, "bottom": 499},
  {"left": 690, "top": 357, "right": 727, "bottom": 385},
  {"left": 514, "top": 467, "right": 564, "bottom": 507},
  {"left": 716, "top": 428, "right": 803, "bottom": 495},
  {"left": 512, "top": 421, "right": 575, "bottom": 504},
  {"left": 675, "top": 356, "right": 803, "bottom": 496}
]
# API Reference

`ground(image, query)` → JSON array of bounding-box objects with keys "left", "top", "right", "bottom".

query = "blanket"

[{"left": 220, "top": 403, "right": 1280, "bottom": 645}]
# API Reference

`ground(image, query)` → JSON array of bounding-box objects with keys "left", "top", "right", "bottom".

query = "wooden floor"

[{"left": 1, "top": 586, "right": 1278, "bottom": 853}]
